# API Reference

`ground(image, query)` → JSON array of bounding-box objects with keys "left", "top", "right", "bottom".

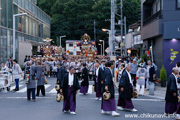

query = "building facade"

[
  {"left": 0, "top": 0, "right": 50, "bottom": 65},
  {"left": 65, "top": 40, "right": 81, "bottom": 55},
  {"left": 141, "top": 0, "right": 180, "bottom": 76},
  {"left": 125, "top": 21, "right": 143, "bottom": 57}
]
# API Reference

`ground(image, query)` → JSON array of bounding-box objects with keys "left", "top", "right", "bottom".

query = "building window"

[
  {"left": 177, "top": 0, "right": 180, "bottom": 9},
  {"left": 69, "top": 52, "right": 73, "bottom": 55},
  {"left": 69, "top": 44, "right": 73, "bottom": 47}
]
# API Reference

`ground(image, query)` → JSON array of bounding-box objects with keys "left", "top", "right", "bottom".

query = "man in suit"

[
  {"left": 60, "top": 66, "right": 80, "bottom": 115},
  {"left": 165, "top": 67, "right": 179, "bottom": 114},
  {"left": 80, "top": 63, "right": 89, "bottom": 95},
  {"left": 118, "top": 64, "right": 138, "bottom": 112},
  {"left": 101, "top": 62, "right": 120, "bottom": 116}
]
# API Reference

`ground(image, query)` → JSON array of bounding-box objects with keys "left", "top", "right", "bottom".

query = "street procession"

[
  {"left": 1, "top": 0, "right": 180, "bottom": 120},
  {"left": 1, "top": 32, "right": 180, "bottom": 120}
]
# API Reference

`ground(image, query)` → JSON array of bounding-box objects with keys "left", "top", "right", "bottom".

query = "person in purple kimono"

[
  {"left": 118, "top": 64, "right": 138, "bottom": 112},
  {"left": 165, "top": 67, "right": 179, "bottom": 114},
  {"left": 80, "top": 63, "right": 89, "bottom": 95},
  {"left": 94, "top": 61, "right": 103, "bottom": 100},
  {"left": 101, "top": 62, "right": 120, "bottom": 116},
  {"left": 60, "top": 66, "right": 80, "bottom": 115}
]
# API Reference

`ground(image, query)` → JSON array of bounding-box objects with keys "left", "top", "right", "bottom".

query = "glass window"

[
  {"left": 8, "top": 0, "right": 13, "bottom": 28},
  {"left": 18, "top": 16, "right": 22, "bottom": 31},
  {"left": 1, "top": 0, "right": 7, "bottom": 27},
  {"left": 25, "top": 16, "right": 29, "bottom": 34},
  {"left": 22, "top": 16, "right": 25, "bottom": 33},
  {"left": 69, "top": 44, "right": 73, "bottom": 47},
  {"left": 177, "top": 0, "right": 180, "bottom": 8},
  {"left": 0, "top": 28, "right": 7, "bottom": 62},
  {"left": 7, "top": 30, "right": 12, "bottom": 58},
  {"left": 22, "top": 0, "right": 25, "bottom": 8}
]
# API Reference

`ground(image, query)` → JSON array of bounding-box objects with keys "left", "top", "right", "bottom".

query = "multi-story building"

[
  {"left": 141, "top": 0, "right": 180, "bottom": 76},
  {"left": 126, "top": 21, "right": 143, "bottom": 57},
  {"left": 65, "top": 40, "right": 81, "bottom": 55},
  {"left": 0, "top": 0, "right": 51, "bottom": 65}
]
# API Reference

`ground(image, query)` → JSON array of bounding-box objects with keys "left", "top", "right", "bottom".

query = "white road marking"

[
  {"left": 49, "top": 88, "right": 57, "bottom": 93},
  {"left": 10, "top": 85, "right": 23, "bottom": 91},
  {"left": 17, "top": 87, "right": 27, "bottom": 93},
  {"left": 45, "top": 84, "right": 51, "bottom": 89},
  {"left": 81, "top": 97, "right": 164, "bottom": 101},
  {"left": 0, "top": 97, "right": 55, "bottom": 99},
  {"left": 88, "top": 85, "right": 93, "bottom": 94}
]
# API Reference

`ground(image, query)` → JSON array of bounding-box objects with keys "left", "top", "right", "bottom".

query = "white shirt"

[
  {"left": 1, "top": 66, "right": 9, "bottom": 71},
  {"left": 126, "top": 70, "right": 133, "bottom": 84},
  {"left": 68, "top": 73, "right": 74, "bottom": 86},
  {"left": 96, "top": 67, "right": 99, "bottom": 76},
  {"left": 147, "top": 65, "right": 151, "bottom": 78}
]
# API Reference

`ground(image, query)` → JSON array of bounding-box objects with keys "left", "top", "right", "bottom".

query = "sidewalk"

[
  {"left": 115, "top": 82, "right": 166, "bottom": 100},
  {"left": 144, "top": 86, "right": 166, "bottom": 100}
]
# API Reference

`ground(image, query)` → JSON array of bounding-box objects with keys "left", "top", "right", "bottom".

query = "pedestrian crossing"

[{"left": 9, "top": 83, "right": 94, "bottom": 94}]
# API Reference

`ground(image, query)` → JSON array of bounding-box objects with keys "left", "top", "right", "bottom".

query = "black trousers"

[
  {"left": 27, "top": 88, "right": 36, "bottom": 100},
  {"left": 89, "top": 74, "right": 94, "bottom": 81},
  {"left": 131, "top": 73, "right": 136, "bottom": 87},
  {"left": 76, "top": 73, "right": 81, "bottom": 80},
  {"left": 36, "top": 85, "right": 45, "bottom": 96}
]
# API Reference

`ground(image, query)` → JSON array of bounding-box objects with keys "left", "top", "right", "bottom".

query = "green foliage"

[
  {"left": 37, "top": 0, "right": 141, "bottom": 48},
  {"left": 141, "top": 54, "right": 149, "bottom": 62},
  {"left": 160, "top": 65, "right": 167, "bottom": 81}
]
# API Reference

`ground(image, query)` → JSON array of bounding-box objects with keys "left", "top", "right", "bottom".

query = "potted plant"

[{"left": 160, "top": 65, "right": 167, "bottom": 87}]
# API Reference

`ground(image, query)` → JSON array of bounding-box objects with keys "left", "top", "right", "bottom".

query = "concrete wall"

[
  {"left": 152, "top": 36, "right": 163, "bottom": 76},
  {"left": 19, "top": 42, "right": 32, "bottom": 65},
  {"left": 125, "top": 33, "right": 133, "bottom": 49}
]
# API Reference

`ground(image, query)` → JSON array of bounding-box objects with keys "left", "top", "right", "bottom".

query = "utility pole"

[
  {"left": 110, "top": 0, "right": 115, "bottom": 56},
  {"left": 124, "top": 16, "right": 127, "bottom": 56},
  {"left": 120, "top": 0, "right": 123, "bottom": 56},
  {"left": 94, "top": 20, "right": 96, "bottom": 47}
]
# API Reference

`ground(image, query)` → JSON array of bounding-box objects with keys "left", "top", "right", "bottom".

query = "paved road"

[{"left": 0, "top": 77, "right": 175, "bottom": 120}]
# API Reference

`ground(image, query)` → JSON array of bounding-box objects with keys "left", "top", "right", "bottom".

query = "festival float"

[
  {"left": 76, "top": 33, "right": 97, "bottom": 60},
  {"left": 39, "top": 38, "right": 63, "bottom": 57}
]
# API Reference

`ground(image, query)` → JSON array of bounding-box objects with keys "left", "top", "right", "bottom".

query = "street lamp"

[
  {"left": 13, "top": 13, "right": 27, "bottom": 59},
  {"left": 98, "top": 44, "right": 102, "bottom": 55},
  {"left": 60, "top": 35, "right": 66, "bottom": 47},
  {"left": 99, "top": 40, "right": 104, "bottom": 56},
  {"left": 102, "top": 28, "right": 112, "bottom": 56},
  {"left": 102, "top": 28, "right": 110, "bottom": 32}
]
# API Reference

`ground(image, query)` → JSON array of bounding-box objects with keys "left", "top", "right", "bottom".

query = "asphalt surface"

[{"left": 0, "top": 77, "right": 175, "bottom": 120}]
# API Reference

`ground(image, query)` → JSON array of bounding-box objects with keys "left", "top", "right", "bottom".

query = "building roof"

[
  {"left": 66, "top": 40, "right": 81, "bottom": 43},
  {"left": 129, "top": 20, "right": 141, "bottom": 29},
  {"left": 66, "top": 40, "right": 95, "bottom": 43}
]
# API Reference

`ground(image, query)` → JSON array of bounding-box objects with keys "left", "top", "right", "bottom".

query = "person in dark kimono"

[
  {"left": 80, "top": 63, "right": 89, "bottom": 95},
  {"left": 57, "top": 62, "right": 65, "bottom": 93},
  {"left": 101, "top": 62, "right": 120, "bottom": 116},
  {"left": 94, "top": 61, "right": 103, "bottom": 100},
  {"left": 35, "top": 61, "right": 46, "bottom": 96},
  {"left": 165, "top": 67, "right": 179, "bottom": 114},
  {"left": 26, "top": 62, "right": 36, "bottom": 102},
  {"left": 118, "top": 64, "right": 138, "bottom": 112},
  {"left": 60, "top": 66, "right": 80, "bottom": 115}
]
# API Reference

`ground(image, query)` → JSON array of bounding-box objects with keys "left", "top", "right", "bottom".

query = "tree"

[{"left": 37, "top": 0, "right": 141, "bottom": 48}]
